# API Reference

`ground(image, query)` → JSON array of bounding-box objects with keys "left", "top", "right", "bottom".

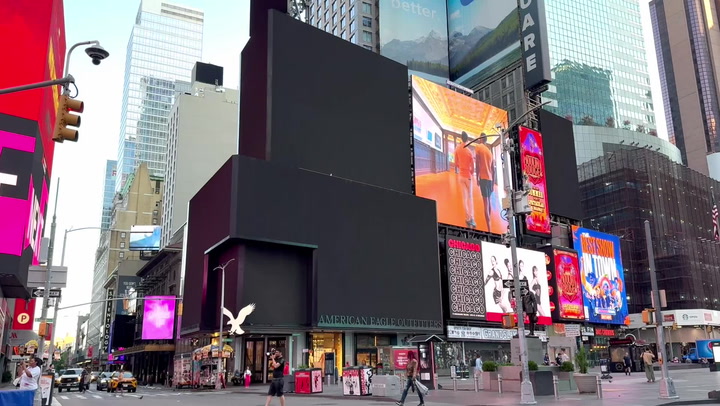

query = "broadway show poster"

[
  {"left": 571, "top": 226, "right": 628, "bottom": 325},
  {"left": 543, "top": 248, "right": 584, "bottom": 322},
  {"left": 519, "top": 126, "right": 551, "bottom": 235},
  {"left": 446, "top": 238, "right": 485, "bottom": 319},
  {"left": 481, "top": 242, "right": 551, "bottom": 325}
]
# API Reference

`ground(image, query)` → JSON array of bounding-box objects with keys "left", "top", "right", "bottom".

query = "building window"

[
  {"left": 350, "top": 33, "right": 356, "bottom": 44},
  {"left": 362, "top": 2, "right": 372, "bottom": 14},
  {"left": 342, "top": 30, "right": 347, "bottom": 40},
  {"left": 341, "top": 3, "right": 346, "bottom": 14},
  {"left": 152, "top": 218, "right": 158, "bottom": 225},
  {"left": 120, "top": 242, "right": 126, "bottom": 248},
  {"left": 362, "top": 30, "right": 372, "bottom": 43},
  {"left": 120, "top": 232, "right": 126, "bottom": 239},
  {"left": 333, "top": 13, "right": 337, "bottom": 25},
  {"left": 350, "top": 5, "right": 355, "bottom": 18},
  {"left": 310, "top": 16, "right": 314, "bottom": 26},
  {"left": 333, "top": 26, "right": 337, "bottom": 36},
  {"left": 325, "top": 10, "right": 329, "bottom": 21},
  {"left": 350, "top": 19, "right": 356, "bottom": 32},
  {"left": 153, "top": 209, "right": 158, "bottom": 215},
  {"left": 332, "top": 1, "right": 337, "bottom": 11},
  {"left": 341, "top": 16, "right": 346, "bottom": 27},
  {"left": 324, "top": 0, "right": 328, "bottom": 7},
  {"left": 325, "top": 24, "right": 329, "bottom": 32},
  {"left": 362, "top": 16, "right": 372, "bottom": 27},
  {"left": 119, "top": 252, "right": 125, "bottom": 259},
  {"left": 363, "top": 44, "right": 373, "bottom": 51}
]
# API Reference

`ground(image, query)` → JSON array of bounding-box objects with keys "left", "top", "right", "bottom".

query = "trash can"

[
  {"left": 343, "top": 367, "right": 373, "bottom": 396},
  {"left": 294, "top": 368, "right": 323, "bottom": 394}
]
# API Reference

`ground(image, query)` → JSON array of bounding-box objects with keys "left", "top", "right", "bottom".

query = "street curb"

[
  {"left": 659, "top": 401, "right": 720, "bottom": 405},
  {"left": 228, "top": 390, "right": 398, "bottom": 402}
]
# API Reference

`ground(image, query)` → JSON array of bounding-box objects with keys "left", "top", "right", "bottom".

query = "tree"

[
  {"left": 636, "top": 124, "right": 646, "bottom": 133},
  {"left": 622, "top": 120, "right": 632, "bottom": 130},
  {"left": 606, "top": 117, "right": 615, "bottom": 128},
  {"left": 580, "top": 115, "right": 595, "bottom": 125}
]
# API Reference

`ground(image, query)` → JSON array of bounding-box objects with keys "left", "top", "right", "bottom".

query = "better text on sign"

[
  {"left": 519, "top": 126, "right": 551, "bottom": 235},
  {"left": 446, "top": 239, "right": 485, "bottom": 319}
]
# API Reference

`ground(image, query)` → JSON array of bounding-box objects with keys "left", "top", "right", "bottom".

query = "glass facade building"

[
  {"left": 101, "top": 160, "right": 117, "bottom": 230},
  {"left": 116, "top": 0, "right": 203, "bottom": 190},
  {"left": 578, "top": 149, "right": 720, "bottom": 312},
  {"left": 542, "top": 0, "right": 656, "bottom": 133}
]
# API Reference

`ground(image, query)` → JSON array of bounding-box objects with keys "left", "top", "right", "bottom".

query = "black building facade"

[{"left": 578, "top": 148, "right": 720, "bottom": 313}]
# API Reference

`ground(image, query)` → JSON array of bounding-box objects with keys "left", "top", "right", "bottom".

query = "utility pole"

[
  {"left": 214, "top": 259, "right": 235, "bottom": 390},
  {"left": 38, "top": 179, "right": 59, "bottom": 367},
  {"left": 644, "top": 220, "right": 678, "bottom": 399}
]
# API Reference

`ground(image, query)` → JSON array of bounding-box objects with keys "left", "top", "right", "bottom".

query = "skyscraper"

[
  {"left": 650, "top": 0, "right": 720, "bottom": 179},
  {"left": 115, "top": 0, "right": 204, "bottom": 190},
  {"left": 306, "top": 0, "right": 378, "bottom": 52},
  {"left": 100, "top": 160, "right": 117, "bottom": 230}
]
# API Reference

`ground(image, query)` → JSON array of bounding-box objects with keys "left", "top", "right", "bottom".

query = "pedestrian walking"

[
  {"left": 642, "top": 348, "right": 656, "bottom": 383},
  {"left": 623, "top": 353, "right": 632, "bottom": 376},
  {"left": 264, "top": 350, "right": 286, "bottom": 406},
  {"left": 396, "top": 351, "right": 424, "bottom": 406}
]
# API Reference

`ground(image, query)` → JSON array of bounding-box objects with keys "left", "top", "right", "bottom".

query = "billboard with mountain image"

[
  {"left": 379, "top": 0, "right": 449, "bottom": 83},
  {"left": 448, "top": 0, "right": 521, "bottom": 89}
]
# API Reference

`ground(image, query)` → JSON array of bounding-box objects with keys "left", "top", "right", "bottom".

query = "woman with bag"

[{"left": 396, "top": 351, "right": 424, "bottom": 406}]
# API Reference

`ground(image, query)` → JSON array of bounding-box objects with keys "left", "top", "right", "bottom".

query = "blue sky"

[
  {"left": 447, "top": 0, "right": 516, "bottom": 36},
  {"left": 379, "top": 0, "right": 448, "bottom": 44},
  {"left": 45, "top": 0, "right": 249, "bottom": 343}
]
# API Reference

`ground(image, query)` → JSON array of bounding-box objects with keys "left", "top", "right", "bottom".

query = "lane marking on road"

[
  {"left": 76, "top": 395, "right": 87, "bottom": 399},
  {"left": 93, "top": 395, "right": 102, "bottom": 399},
  {"left": 59, "top": 395, "right": 69, "bottom": 399}
]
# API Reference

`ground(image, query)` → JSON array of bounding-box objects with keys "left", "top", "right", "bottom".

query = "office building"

[
  {"left": 650, "top": 0, "right": 720, "bottom": 179},
  {"left": 115, "top": 0, "right": 204, "bottom": 191},
  {"left": 88, "top": 163, "right": 163, "bottom": 365},
  {"left": 306, "top": 0, "right": 378, "bottom": 51},
  {"left": 101, "top": 160, "right": 118, "bottom": 230},
  {"left": 161, "top": 62, "right": 238, "bottom": 247}
]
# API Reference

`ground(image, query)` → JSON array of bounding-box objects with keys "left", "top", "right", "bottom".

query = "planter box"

[
  {"left": 557, "top": 371, "right": 576, "bottom": 391},
  {"left": 574, "top": 374, "right": 598, "bottom": 394},
  {"left": 498, "top": 366, "right": 523, "bottom": 392},
  {"left": 480, "top": 371, "right": 498, "bottom": 391}
]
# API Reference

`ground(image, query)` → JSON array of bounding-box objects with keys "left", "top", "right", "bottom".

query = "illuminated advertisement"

[
  {"left": 379, "top": 0, "right": 449, "bottom": 83},
  {"left": 519, "top": 126, "right": 550, "bottom": 235},
  {"left": 542, "top": 247, "right": 584, "bottom": 322},
  {"left": 446, "top": 238, "right": 484, "bottom": 319},
  {"left": 412, "top": 75, "right": 509, "bottom": 232},
  {"left": 116, "top": 276, "right": 140, "bottom": 316},
  {"left": 129, "top": 225, "right": 162, "bottom": 251},
  {"left": 571, "top": 226, "right": 628, "bottom": 325},
  {"left": 142, "top": 296, "right": 176, "bottom": 340},
  {"left": 480, "top": 242, "right": 551, "bottom": 325}
]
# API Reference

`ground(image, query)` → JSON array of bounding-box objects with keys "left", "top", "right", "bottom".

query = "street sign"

[
  {"left": 35, "top": 318, "right": 53, "bottom": 323},
  {"left": 503, "top": 279, "right": 529, "bottom": 296},
  {"left": 31, "top": 288, "right": 61, "bottom": 298}
]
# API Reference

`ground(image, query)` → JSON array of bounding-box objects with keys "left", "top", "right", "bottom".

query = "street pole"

[
  {"left": 214, "top": 259, "right": 235, "bottom": 390},
  {"left": 644, "top": 220, "right": 678, "bottom": 399},
  {"left": 39, "top": 179, "right": 59, "bottom": 367},
  {"left": 0, "top": 76, "right": 75, "bottom": 95},
  {"left": 501, "top": 129, "right": 535, "bottom": 405}
]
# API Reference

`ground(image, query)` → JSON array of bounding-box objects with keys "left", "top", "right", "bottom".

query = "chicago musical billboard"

[
  {"left": 542, "top": 247, "right": 584, "bottom": 322},
  {"left": 412, "top": 75, "right": 508, "bottom": 232},
  {"left": 446, "top": 238, "right": 484, "bottom": 319},
  {"left": 519, "top": 126, "right": 550, "bottom": 235},
  {"left": 481, "top": 242, "right": 551, "bottom": 325},
  {"left": 571, "top": 226, "right": 628, "bottom": 325}
]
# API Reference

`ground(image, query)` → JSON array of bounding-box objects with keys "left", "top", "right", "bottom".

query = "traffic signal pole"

[
  {"left": 38, "top": 180, "right": 59, "bottom": 367},
  {"left": 0, "top": 76, "right": 74, "bottom": 95}
]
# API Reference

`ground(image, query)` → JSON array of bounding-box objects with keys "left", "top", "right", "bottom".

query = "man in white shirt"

[{"left": 18, "top": 357, "right": 41, "bottom": 391}]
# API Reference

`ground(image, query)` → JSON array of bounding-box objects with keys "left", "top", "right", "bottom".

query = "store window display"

[
  {"left": 355, "top": 334, "right": 396, "bottom": 369},
  {"left": 308, "top": 333, "right": 343, "bottom": 378}
]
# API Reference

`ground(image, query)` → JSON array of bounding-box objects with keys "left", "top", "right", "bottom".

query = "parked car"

[
  {"left": 108, "top": 371, "right": 138, "bottom": 393},
  {"left": 90, "top": 371, "right": 100, "bottom": 383},
  {"left": 96, "top": 372, "right": 113, "bottom": 391},
  {"left": 57, "top": 368, "right": 84, "bottom": 392}
]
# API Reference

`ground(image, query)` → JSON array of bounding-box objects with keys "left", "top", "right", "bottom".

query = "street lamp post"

[
  {"left": 644, "top": 220, "right": 678, "bottom": 399},
  {"left": 214, "top": 259, "right": 235, "bottom": 390}
]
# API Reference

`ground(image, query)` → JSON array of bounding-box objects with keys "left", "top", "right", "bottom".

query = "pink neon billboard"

[
  {"left": 142, "top": 296, "right": 176, "bottom": 340},
  {"left": 0, "top": 130, "right": 48, "bottom": 266}
]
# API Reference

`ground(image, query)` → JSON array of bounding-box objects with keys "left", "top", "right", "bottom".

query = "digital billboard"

[
  {"left": 412, "top": 75, "right": 508, "bottom": 232},
  {"left": 542, "top": 247, "right": 584, "bottom": 322},
  {"left": 116, "top": 276, "right": 140, "bottom": 316},
  {"left": 379, "top": 0, "right": 449, "bottom": 83},
  {"left": 519, "top": 126, "right": 550, "bottom": 235},
  {"left": 447, "top": 0, "right": 520, "bottom": 89},
  {"left": 129, "top": 225, "right": 161, "bottom": 251},
  {"left": 571, "top": 226, "right": 628, "bottom": 325},
  {"left": 142, "top": 296, "right": 176, "bottom": 340},
  {"left": 481, "top": 242, "right": 551, "bottom": 325},
  {"left": 446, "top": 238, "right": 484, "bottom": 319}
]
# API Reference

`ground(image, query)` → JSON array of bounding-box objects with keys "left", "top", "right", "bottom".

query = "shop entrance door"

[
  {"left": 356, "top": 349, "right": 378, "bottom": 367},
  {"left": 266, "top": 337, "right": 287, "bottom": 382},
  {"left": 244, "top": 339, "right": 265, "bottom": 384}
]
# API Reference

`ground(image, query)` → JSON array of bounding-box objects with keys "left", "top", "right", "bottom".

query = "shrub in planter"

[
  {"left": 528, "top": 361, "right": 538, "bottom": 371},
  {"left": 575, "top": 348, "right": 590, "bottom": 374},
  {"left": 560, "top": 361, "right": 575, "bottom": 372},
  {"left": 482, "top": 361, "right": 498, "bottom": 372}
]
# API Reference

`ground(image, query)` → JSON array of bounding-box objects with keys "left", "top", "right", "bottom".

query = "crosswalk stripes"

[{"left": 56, "top": 389, "right": 236, "bottom": 402}]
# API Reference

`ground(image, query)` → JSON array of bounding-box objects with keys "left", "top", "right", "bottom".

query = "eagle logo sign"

[{"left": 222, "top": 303, "right": 256, "bottom": 335}]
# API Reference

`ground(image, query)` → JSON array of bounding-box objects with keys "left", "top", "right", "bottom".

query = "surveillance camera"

[{"left": 85, "top": 45, "right": 110, "bottom": 65}]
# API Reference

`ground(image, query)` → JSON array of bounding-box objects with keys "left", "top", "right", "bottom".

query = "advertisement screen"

[
  {"left": 129, "top": 225, "right": 161, "bottom": 251},
  {"left": 446, "top": 238, "right": 484, "bottom": 319},
  {"left": 571, "top": 226, "right": 628, "bottom": 325},
  {"left": 379, "top": 0, "right": 449, "bottom": 83},
  {"left": 116, "top": 276, "right": 140, "bottom": 316},
  {"left": 142, "top": 296, "right": 176, "bottom": 340},
  {"left": 481, "top": 242, "right": 551, "bottom": 325},
  {"left": 448, "top": 0, "right": 520, "bottom": 89},
  {"left": 519, "top": 126, "right": 550, "bottom": 235},
  {"left": 543, "top": 248, "right": 584, "bottom": 322},
  {"left": 412, "top": 75, "right": 509, "bottom": 232}
]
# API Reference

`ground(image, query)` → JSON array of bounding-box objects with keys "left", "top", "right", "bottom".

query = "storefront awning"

[
  {"left": 113, "top": 344, "right": 175, "bottom": 356},
  {"left": 407, "top": 334, "right": 445, "bottom": 343}
]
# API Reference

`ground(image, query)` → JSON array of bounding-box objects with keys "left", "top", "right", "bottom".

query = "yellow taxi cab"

[{"left": 107, "top": 371, "right": 138, "bottom": 393}]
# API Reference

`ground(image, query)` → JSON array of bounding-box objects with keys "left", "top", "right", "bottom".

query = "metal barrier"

[
  {"left": 452, "top": 377, "right": 457, "bottom": 391},
  {"left": 474, "top": 375, "right": 479, "bottom": 392},
  {"left": 596, "top": 375, "right": 603, "bottom": 399},
  {"left": 553, "top": 375, "right": 559, "bottom": 399},
  {"left": 497, "top": 374, "right": 503, "bottom": 394}
]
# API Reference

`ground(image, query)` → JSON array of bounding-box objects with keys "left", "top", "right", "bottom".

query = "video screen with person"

[{"left": 412, "top": 75, "right": 509, "bottom": 233}]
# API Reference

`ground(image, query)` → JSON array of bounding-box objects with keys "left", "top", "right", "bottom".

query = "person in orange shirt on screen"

[
  {"left": 475, "top": 133, "right": 494, "bottom": 230},
  {"left": 455, "top": 131, "right": 475, "bottom": 229}
]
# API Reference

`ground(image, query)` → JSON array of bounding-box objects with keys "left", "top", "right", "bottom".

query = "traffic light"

[
  {"left": 642, "top": 308, "right": 655, "bottom": 325},
  {"left": 38, "top": 321, "right": 47, "bottom": 337},
  {"left": 502, "top": 313, "right": 516, "bottom": 329},
  {"left": 53, "top": 93, "right": 84, "bottom": 142}
]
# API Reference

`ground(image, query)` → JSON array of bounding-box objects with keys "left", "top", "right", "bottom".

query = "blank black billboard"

[
  {"left": 230, "top": 155, "right": 442, "bottom": 331},
  {"left": 538, "top": 110, "right": 583, "bottom": 220},
  {"left": 266, "top": 11, "right": 412, "bottom": 194}
]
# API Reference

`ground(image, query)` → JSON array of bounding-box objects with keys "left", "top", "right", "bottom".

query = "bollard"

[
  {"left": 452, "top": 377, "right": 457, "bottom": 391},
  {"left": 596, "top": 375, "right": 603, "bottom": 399},
  {"left": 474, "top": 375, "right": 479, "bottom": 392},
  {"left": 498, "top": 374, "right": 503, "bottom": 394},
  {"left": 553, "top": 375, "right": 559, "bottom": 399}
]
